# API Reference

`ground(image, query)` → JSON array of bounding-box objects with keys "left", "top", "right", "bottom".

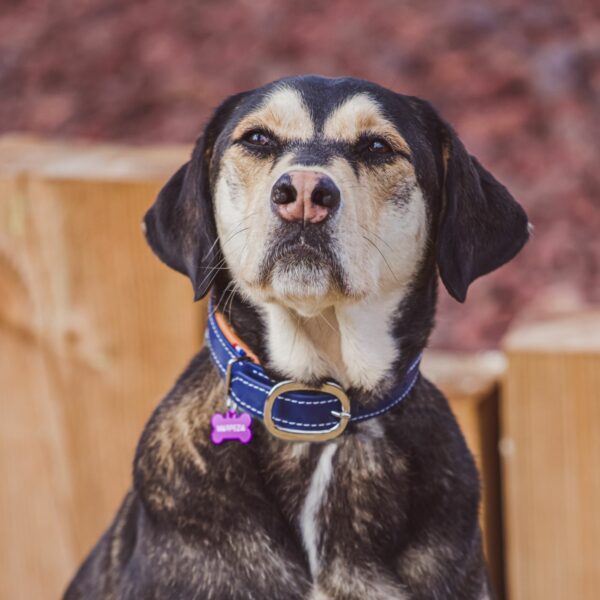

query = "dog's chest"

[{"left": 260, "top": 421, "right": 411, "bottom": 578}]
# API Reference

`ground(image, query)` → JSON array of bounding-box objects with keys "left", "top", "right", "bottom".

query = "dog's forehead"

[
  {"left": 232, "top": 85, "right": 315, "bottom": 140},
  {"left": 232, "top": 77, "right": 417, "bottom": 142}
]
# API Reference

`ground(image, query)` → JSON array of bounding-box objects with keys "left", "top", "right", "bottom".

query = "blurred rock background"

[{"left": 1, "top": 0, "right": 598, "bottom": 349}]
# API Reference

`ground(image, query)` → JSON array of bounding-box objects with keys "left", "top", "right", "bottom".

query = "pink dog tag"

[{"left": 211, "top": 410, "right": 253, "bottom": 445}]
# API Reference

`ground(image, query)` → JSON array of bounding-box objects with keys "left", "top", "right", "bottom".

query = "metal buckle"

[{"left": 263, "top": 381, "right": 351, "bottom": 442}]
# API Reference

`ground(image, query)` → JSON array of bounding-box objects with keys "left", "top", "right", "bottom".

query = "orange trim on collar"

[{"left": 213, "top": 311, "right": 260, "bottom": 364}]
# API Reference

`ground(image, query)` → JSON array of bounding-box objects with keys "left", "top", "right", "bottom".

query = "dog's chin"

[
  {"left": 251, "top": 237, "right": 352, "bottom": 315},
  {"left": 271, "top": 261, "right": 332, "bottom": 304},
  {"left": 260, "top": 248, "right": 341, "bottom": 315}
]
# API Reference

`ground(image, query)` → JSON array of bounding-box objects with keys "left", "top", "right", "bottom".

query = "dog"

[{"left": 64, "top": 75, "right": 529, "bottom": 600}]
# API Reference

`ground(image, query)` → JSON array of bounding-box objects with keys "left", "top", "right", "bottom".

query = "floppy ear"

[
  {"left": 143, "top": 92, "right": 247, "bottom": 300},
  {"left": 437, "top": 123, "right": 530, "bottom": 302}
]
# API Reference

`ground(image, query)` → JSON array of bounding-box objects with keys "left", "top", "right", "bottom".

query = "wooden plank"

[
  {"left": 501, "top": 312, "right": 600, "bottom": 600},
  {"left": 0, "top": 136, "right": 204, "bottom": 599},
  {"left": 423, "top": 351, "right": 506, "bottom": 598},
  {"left": 0, "top": 171, "right": 76, "bottom": 600}
]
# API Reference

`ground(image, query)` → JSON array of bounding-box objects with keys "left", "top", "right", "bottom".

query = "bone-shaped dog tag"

[{"left": 210, "top": 410, "right": 253, "bottom": 445}]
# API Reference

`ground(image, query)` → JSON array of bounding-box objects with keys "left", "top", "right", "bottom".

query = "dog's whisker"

[
  {"left": 225, "top": 280, "right": 241, "bottom": 321},
  {"left": 197, "top": 255, "right": 228, "bottom": 273},
  {"left": 202, "top": 234, "right": 224, "bottom": 261},
  {"left": 361, "top": 234, "right": 399, "bottom": 282},
  {"left": 221, "top": 227, "right": 250, "bottom": 248},
  {"left": 235, "top": 211, "right": 259, "bottom": 224},
  {"left": 212, "top": 279, "right": 237, "bottom": 316},
  {"left": 196, "top": 224, "right": 253, "bottom": 291},
  {"left": 202, "top": 225, "right": 250, "bottom": 261},
  {"left": 195, "top": 256, "right": 229, "bottom": 290},
  {"left": 359, "top": 224, "right": 394, "bottom": 252},
  {"left": 317, "top": 313, "right": 337, "bottom": 334}
]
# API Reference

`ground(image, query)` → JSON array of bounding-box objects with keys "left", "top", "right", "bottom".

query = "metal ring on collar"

[{"left": 263, "top": 380, "right": 351, "bottom": 442}]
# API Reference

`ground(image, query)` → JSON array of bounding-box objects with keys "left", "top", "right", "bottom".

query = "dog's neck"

[
  {"left": 258, "top": 293, "right": 406, "bottom": 390},
  {"left": 212, "top": 269, "right": 436, "bottom": 397}
]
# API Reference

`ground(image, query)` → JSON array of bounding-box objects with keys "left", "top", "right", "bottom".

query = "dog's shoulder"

[
  {"left": 393, "top": 376, "right": 482, "bottom": 520},
  {"left": 396, "top": 376, "right": 476, "bottom": 448},
  {"left": 132, "top": 348, "right": 225, "bottom": 521},
  {"left": 132, "top": 348, "right": 269, "bottom": 528}
]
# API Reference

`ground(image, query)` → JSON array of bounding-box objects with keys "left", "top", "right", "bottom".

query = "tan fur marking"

[
  {"left": 137, "top": 379, "right": 225, "bottom": 514},
  {"left": 323, "top": 93, "right": 411, "bottom": 155},
  {"left": 232, "top": 86, "right": 314, "bottom": 141}
]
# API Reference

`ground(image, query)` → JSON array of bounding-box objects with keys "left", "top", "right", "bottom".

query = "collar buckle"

[{"left": 263, "top": 380, "right": 351, "bottom": 442}]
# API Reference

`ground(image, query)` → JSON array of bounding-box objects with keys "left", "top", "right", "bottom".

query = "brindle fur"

[{"left": 65, "top": 76, "right": 528, "bottom": 599}]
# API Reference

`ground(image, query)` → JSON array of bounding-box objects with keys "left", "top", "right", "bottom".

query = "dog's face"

[
  {"left": 145, "top": 76, "right": 529, "bottom": 314},
  {"left": 212, "top": 81, "right": 428, "bottom": 313}
]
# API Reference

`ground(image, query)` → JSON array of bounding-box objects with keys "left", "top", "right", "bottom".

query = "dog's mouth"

[
  {"left": 257, "top": 224, "right": 347, "bottom": 298},
  {"left": 275, "top": 236, "right": 324, "bottom": 263}
]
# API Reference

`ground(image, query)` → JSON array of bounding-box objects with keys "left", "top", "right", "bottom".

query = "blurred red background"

[{"left": 1, "top": 0, "right": 598, "bottom": 349}]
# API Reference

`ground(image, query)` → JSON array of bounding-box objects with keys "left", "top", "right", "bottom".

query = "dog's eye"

[
  {"left": 367, "top": 138, "right": 393, "bottom": 154},
  {"left": 242, "top": 130, "right": 276, "bottom": 148}
]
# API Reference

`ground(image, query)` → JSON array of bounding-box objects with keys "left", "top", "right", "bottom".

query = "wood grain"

[
  {"left": 502, "top": 312, "right": 600, "bottom": 600},
  {"left": 0, "top": 136, "right": 204, "bottom": 599}
]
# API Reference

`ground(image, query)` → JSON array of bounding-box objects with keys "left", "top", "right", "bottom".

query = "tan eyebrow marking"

[
  {"left": 323, "top": 93, "right": 411, "bottom": 155},
  {"left": 232, "top": 86, "right": 314, "bottom": 142}
]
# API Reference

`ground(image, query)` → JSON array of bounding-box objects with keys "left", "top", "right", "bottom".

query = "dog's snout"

[{"left": 271, "top": 170, "right": 340, "bottom": 224}]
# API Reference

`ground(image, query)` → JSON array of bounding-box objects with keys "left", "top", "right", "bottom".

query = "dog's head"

[{"left": 145, "top": 76, "right": 529, "bottom": 316}]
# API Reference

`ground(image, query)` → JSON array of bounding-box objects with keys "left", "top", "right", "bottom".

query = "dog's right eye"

[{"left": 240, "top": 130, "right": 276, "bottom": 149}]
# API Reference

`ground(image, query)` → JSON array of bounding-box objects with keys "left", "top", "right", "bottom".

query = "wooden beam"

[{"left": 501, "top": 312, "right": 600, "bottom": 600}]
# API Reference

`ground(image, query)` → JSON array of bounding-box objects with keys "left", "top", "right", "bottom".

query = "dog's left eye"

[
  {"left": 367, "top": 138, "right": 393, "bottom": 154},
  {"left": 241, "top": 130, "right": 276, "bottom": 148}
]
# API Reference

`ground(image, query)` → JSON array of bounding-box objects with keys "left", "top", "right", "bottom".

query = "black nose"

[
  {"left": 311, "top": 176, "right": 341, "bottom": 211},
  {"left": 271, "top": 173, "right": 297, "bottom": 205},
  {"left": 271, "top": 171, "right": 341, "bottom": 224}
]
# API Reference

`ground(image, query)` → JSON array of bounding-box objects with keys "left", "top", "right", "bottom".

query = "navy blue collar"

[{"left": 206, "top": 301, "right": 421, "bottom": 441}]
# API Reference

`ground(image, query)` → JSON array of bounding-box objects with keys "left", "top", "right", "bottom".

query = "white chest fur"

[
  {"left": 262, "top": 289, "right": 406, "bottom": 391},
  {"left": 299, "top": 443, "right": 338, "bottom": 577}
]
